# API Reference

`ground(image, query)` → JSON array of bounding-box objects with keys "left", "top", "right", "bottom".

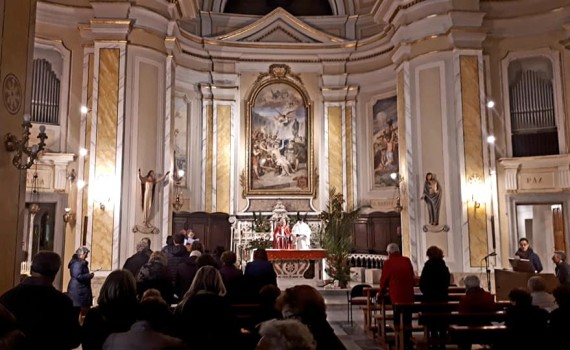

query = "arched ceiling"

[{"left": 184, "top": 0, "right": 377, "bottom": 16}]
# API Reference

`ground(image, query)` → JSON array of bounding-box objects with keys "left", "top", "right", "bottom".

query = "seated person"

[
  {"left": 458, "top": 275, "right": 496, "bottom": 313},
  {"left": 257, "top": 319, "right": 316, "bottom": 350},
  {"left": 504, "top": 288, "right": 549, "bottom": 349},
  {"left": 527, "top": 275, "right": 557, "bottom": 313}
]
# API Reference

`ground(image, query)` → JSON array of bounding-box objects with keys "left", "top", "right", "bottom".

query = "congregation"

[
  {"left": 0, "top": 230, "right": 344, "bottom": 350},
  {"left": 3, "top": 235, "right": 570, "bottom": 350}
]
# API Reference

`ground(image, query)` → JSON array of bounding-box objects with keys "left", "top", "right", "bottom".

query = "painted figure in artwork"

[
  {"left": 138, "top": 169, "right": 170, "bottom": 227},
  {"left": 421, "top": 172, "right": 442, "bottom": 226}
]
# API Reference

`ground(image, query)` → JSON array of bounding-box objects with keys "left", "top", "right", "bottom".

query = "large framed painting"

[
  {"left": 372, "top": 95, "right": 399, "bottom": 187},
  {"left": 243, "top": 64, "right": 314, "bottom": 196}
]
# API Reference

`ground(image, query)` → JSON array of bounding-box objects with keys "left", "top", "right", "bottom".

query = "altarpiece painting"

[
  {"left": 372, "top": 96, "right": 399, "bottom": 187},
  {"left": 244, "top": 65, "right": 314, "bottom": 196}
]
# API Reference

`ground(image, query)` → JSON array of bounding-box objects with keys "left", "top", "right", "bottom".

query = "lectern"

[{"left": 495, "top": 269, "right": 559, "bottom": 301}]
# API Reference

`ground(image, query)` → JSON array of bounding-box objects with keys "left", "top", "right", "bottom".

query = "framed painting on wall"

[
  {"left": 243, "top": 64, "right": 314, "bottom": 196},
  {"left": 174, "top": 94, "right": 189, "bottom": 186},
  {"left": 372, "top": 95, "right": 399, "bottom": 187}
]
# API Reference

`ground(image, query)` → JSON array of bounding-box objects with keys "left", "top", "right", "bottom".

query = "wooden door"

[{"left": 552, "top": 205, "right": 566, "bottom": 251}]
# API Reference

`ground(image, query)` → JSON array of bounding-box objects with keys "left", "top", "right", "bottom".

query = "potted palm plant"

[{"left": 319, "top": 187, "right": 359, "bottom": 288}]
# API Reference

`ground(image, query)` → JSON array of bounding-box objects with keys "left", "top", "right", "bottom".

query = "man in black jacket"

[
  {"left": 553, "top": 251, "right": 570, "bottom": 287},
  {"left": 0, "top": 251, "right": 81, "bottom": 349},
  {"left": 123, "top": 240, "right": 152, "bottom": 277}
]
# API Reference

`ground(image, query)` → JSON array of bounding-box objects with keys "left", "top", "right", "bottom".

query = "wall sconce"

[
  {"left": 172, "top": 166, "right": 185, "bottom": 211},
  {"left": 63, "top": 207, "right": 76, "bottom": 224},
  {"left": 93, "top": 175, "right": 114, "bottom": 210},
  {"left": 391, "top": 172, "right": 404, "bottom": 213},
  {"left": 467, "top": 175, "right": 486, "bottom": 209},
  {"left": 4, "top": 114, "right": 48, "bottom": 169}
]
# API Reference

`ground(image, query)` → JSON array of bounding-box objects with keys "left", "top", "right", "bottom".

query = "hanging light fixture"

[
  {"left": 29, "top": 163, "right": 41, "bottom": 214},
  {"left": 4, "top": 114, "right": 48, "bottom": 170}
]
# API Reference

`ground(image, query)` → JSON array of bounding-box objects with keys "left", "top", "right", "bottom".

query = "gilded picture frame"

[{"left": 244, "top": 64, "right": 314, "bottom": 196}]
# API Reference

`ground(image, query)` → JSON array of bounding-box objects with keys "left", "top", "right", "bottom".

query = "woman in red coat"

[{"left": 379, "top": 243, "right": 415, "bottom": 350}]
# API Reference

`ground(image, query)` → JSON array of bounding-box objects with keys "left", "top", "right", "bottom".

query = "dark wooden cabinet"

[
  {"left": 352, "top": 211, "right": 401, "bottom": 254},
  {"left": 172, "top": 211, "right": 231, "bottom": 252}
]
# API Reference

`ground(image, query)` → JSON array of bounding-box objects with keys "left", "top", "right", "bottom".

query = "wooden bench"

[
  {"left": 449, "top": 325, "right": 508, "bottom": 350},
  {"left": 392, "top": 301, "right": 462, "bottom": 350},
  {"left": 414, "top": 310, "right": 507, "bottom": 350}
]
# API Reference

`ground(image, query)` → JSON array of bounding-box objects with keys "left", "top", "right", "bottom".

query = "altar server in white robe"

[{"left": 292, "top": 221, "right": 312, "bottom": 250}]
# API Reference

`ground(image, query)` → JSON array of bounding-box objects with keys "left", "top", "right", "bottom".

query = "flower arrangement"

[
  {"left": 252, "top": 211, "right": 271, "bottom": 232},
  {"left": 319, "top": 187, "right": 360, "bottom": 288},
  {"left": 247, "top": 237, "right": 273, "bottom": 250}
]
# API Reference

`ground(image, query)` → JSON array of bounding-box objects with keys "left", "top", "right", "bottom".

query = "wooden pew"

[
  {"left": 449, "top": 325, "right": 508, "bottom": 350},
  {"left": 414, "top": 310, "right": 507, "bottom": 350},
  {"left": 362, "top": 287, "right": 381, "bottom": 334},
  {"left": 392, "top": 301, "right": 461, "bottom": 350}
]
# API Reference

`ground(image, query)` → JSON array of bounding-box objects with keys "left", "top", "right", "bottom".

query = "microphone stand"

[{"left": 482, "top": 252, "right": 496, "bottom": 292}]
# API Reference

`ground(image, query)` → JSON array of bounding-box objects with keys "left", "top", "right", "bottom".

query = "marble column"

[
  {"left": 0, "top": 0, "right": 37, "bottom": 293},
  {"left": 200, "top": 82, "right": 238, "bottom": 214},
  {"left": 321, "top": 85, "right": 358, "bottom": 210}
]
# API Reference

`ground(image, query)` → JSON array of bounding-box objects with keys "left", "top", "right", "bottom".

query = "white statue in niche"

[
  {"left": 292, "top": 219, "right": 312, "bottom": 250},
  {"left": 138, "top": 169, "right": 170, "bottom": 227}
]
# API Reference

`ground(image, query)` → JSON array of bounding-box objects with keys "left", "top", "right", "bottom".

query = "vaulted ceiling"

[{"left": 180, "top": 0, "right": 377, "bottom": 17}]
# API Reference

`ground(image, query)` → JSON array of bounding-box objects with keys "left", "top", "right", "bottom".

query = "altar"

[{"left": 266, "top": 248, "right": 326, "bottom": 279}]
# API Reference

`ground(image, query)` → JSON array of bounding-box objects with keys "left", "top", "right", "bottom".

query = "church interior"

[{"left": 1, "top": 0, "right": 569, "bottom": 316}]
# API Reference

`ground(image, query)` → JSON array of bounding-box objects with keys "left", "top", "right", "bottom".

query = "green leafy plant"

[
  {"left": 319, "top": 187, "right": 359, "bottom": 288},
  {"left": 247, "top": 237, "right": 273, "bottom": 250},
  {"left": 252, "top": 212, "right": 271, "bottom": 232}
]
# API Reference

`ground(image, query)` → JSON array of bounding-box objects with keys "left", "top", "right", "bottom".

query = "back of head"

[
  {"left": 387, "top": 243, "right": 400, "bottom": 255},
  {"left": 191, "top": 241, "right": 204, "bottom": 253},
  {"left": 97, "top": 270, "right": 138, "bottom": 308},
  {"left": 254, "top": 248, "right": 269, "bottom": 261},
  {"left": 173, "top": 232, "right": 185, "bottom": 245},
  {"left": 509, "top": 287, "right": 532, "bottom": 306},
  {"left": 149, "top": 251, "right": 168, "bottom": 266},
  {"left": 277, "top": 285, "right": 326, "bottom": 323},
  {"left": 137, "top": 297, "right": 172, "bottom": 331},
  {"left": 553, "top": 285, "right": 570, "bottom": 308},
  {"left": 260, "top": 284, "right": 281, "bottom": 306},
  {"left": 527, "top": 276, "right": 546, "bottom": 292},
  {"left": 31, "top": 251, "right": 61, "bottom": 279},
  {"left": 196, "top": 253, "right": 218, "bottom": 268},
  {"left": 136, "top": 240, "right": 149, "bottom": 253},
  {"left": 257, "top": 319, "right": 316, "bottom": 350},
  {"left": 426, "top": 246, "right": 444, "bottom": 260},
  {"left": 221, "top": 251, "right": 237, "bottom": 265},
  {"left": 165, "top": 235, "right": 174, "bottom": 246},
  {"left": 182, "top": 266, "right": 226, "bottom": 301},
  {"left": 463, "top": 275, "right": 481, "bottom": 291}
]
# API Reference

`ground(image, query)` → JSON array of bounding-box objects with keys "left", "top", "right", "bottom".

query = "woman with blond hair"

[{"left": 174, "top": 266, "right": 240, "bottom": 348}]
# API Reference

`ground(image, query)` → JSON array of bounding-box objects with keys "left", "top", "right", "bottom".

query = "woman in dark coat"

[
  {"left": 419, "top": 245, "right": 451, "bottom": 302},
  {"left": 67, "top": 246, "right": 94, "bottom": 318},
  {"left": 244, "top": 249, "right": 277, "bottom": 300}
]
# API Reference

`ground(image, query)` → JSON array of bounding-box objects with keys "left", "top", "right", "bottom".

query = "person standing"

[
  {"left": 0, "top": 251, "right": 81, "bottom": 349},
  {"left": 379, "top": 243, "right": 415, "bottom": 350},
  {"left": 515, "top": 238, "right": 543, "bottom": 273},
  {"left": 552, "top": 251, "right": 570, "bottom": 287},
  {"left": 67, "top": 246, "right": 95, "bottom": 320},
  {"left": 419, "top": 246, "right": 451, "bottom": 302},
  {"left": 123, "top": 240, "right": 152, "bottom": 277}
]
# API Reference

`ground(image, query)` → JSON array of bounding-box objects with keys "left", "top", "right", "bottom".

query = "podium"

[{"left": 495, "top": 269, "right": 559, "bottom": 301}]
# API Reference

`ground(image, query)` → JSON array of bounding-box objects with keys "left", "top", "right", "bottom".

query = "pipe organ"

[{"left": 31, "top": 58, "right": 60, "bottom": 125}]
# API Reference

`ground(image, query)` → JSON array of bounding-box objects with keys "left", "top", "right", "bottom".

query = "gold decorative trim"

[{"left": 90, "top": 19, "right": 132, "bottom": 26}]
